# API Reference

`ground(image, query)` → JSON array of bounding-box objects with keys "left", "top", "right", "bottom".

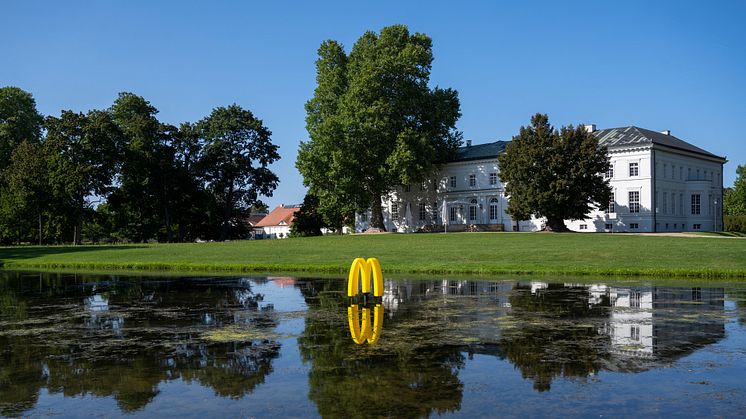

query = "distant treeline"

[{"left": 0, "top": 87, "right": 279, "bottom": 245}]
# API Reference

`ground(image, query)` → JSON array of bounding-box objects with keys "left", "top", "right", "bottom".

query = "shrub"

[{"left": 725, "top": 215, "right": 746, "bottom": 233}]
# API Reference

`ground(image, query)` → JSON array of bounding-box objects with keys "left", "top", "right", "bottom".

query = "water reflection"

[
  {"left": 0, "top": 272, "right": 280, "bottom": 416},
  {"left": 0, "top": 271, "right": 741, "bottom": 417}
]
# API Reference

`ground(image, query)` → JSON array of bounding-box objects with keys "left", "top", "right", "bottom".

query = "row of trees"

[{"left": 0, "top": 87, "right": 279, "bottom": 244}]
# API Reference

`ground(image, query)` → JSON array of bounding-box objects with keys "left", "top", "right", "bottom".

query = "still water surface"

[{"left": 1, "top": 271, "right": 746, "bottom": 418}]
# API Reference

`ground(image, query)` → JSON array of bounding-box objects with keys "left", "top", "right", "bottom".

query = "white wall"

[{"left": 357, "top": 143, "right": 724, "bottom": 233}]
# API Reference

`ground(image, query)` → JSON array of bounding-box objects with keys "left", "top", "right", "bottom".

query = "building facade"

[{"left": 355, "top": 126, "right": 726, "bottom": 233}]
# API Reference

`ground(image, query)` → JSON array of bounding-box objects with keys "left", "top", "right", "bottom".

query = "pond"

[{"left": 1, "top": 270, "right": 746, "bottom": 417}]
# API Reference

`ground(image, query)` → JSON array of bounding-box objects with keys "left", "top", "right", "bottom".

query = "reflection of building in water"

[
  {"left": 84, "top": 294, "right": 124, "bottom": 333},
  {"left": 591, "top": 286, "right": 725, "bottom": 361},
  {"left": 381, "top": 280, "right": 514, "bottom": 312}
]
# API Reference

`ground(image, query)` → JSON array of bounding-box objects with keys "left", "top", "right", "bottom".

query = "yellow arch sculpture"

[
  {"left": 347, "top": 257, "right": 383, "bottom": 298},
  {"left": 347, "top": 257, "right": 384, "bottom": 344}
]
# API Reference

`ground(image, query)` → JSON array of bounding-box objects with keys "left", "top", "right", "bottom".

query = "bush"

[{"left": 725, "top": 215, "right": 746, "bottom": 233}]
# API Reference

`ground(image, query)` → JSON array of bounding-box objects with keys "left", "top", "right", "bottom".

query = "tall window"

[
  {"left": 419, "top": 181, "right": 426, "bottom": 191},
  {"left": 489, "top": 198, "right": 499, "bottom": 220},
  {"left": 606, "top": 194, "right": 615, "bottom": 214},
  {"left": 662, "top": 192, "right": 668, "bottom": 214},
  {"left": 418, "top": 202, "right": 426, "bottom": 221},
  {"left": 629, "top": 162, "right": 639, "bottom": 177},
  {"left": 629, "top": 191, "right": 640, "bottom": 213},
  {"left": 680, "top": 167, "right": 683, "bottom": 180},
  {"left": 449, "top": 206, "right": 458, "bottom": 222},
  {"left": 489, "top": 172, "right": 498, "bottom": 185},
  {"left": 606, "top": 164, "right": 614, "bottom": 179},
  {"left": 663, "top": 164, "right": 667, "bottom": 178},
  {"left": 391, "top": 203, "right": 399, "bottom": 221},
  {"left": 630, "top": 326, "right": 640, "bottom": 341},
  {"left": 431, "top": 202, "right": 439, "bottom": 223},
  {"left": 691, "top": 194, "right": 701, "bottom": 215},
  {"left": 469, "top": 199, "right": 478, "bottom": 222},
  {"left": 360, "top": 211, "right": 367, "bottom": 222},
  {"left": 449, "top": 176, "right": 456, "bottom": 188},
  {"left": 630, "top": 291, "right": 641, "bottom": 308},
  {"left": 469, "top": 174, "right": 476, "bottom": 187},
  {"left": 671, "top": 194, "right": 676, "bottom": 216},
  {"left": 679, "top": 193, "right": 683, "bottom": 215}
]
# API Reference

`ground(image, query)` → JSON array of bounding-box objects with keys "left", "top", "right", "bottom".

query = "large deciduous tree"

[
  {"left": 297, "top": 25, "right": 462, "bottom": 231},
  {"left": 0, "top": 87, "right": 44, "bottom": 174},
  {"left": 498, "top": 114, "right": 611, "bottom": 232},
  {"left": 197, "top": 105, "right": 279, "bottom": 241},
  {"left": 44, "top": 110, "right": 122, "bottom": 244},
  {"left": 724, "top": 165, "right": 746, "bottom": 216}
]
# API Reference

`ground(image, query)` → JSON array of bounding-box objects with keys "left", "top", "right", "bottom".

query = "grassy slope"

[{"left": 1, "top": 233, "right": 745, "bottom": 277}]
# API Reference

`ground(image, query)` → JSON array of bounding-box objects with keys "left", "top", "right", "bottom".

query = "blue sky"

[{"left": 3, "top": 1, "right": 744, "bottom": 208}]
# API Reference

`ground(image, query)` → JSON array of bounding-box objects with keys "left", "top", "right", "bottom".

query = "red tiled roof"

[
  {"left": 247, "top": 214, "right": 267, "bottom": 226},
  {"left": 255, "top": 206, "right": 300, "bottom": 227}
]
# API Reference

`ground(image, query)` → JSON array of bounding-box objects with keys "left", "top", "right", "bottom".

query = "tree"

[
  {"left": 1, "top": 141, "right": 49, "bottom": 244},
  {"left": 44, "top": 110, "right": 122, "bottom": 244},
  {"left": 498, "top": 114, "right": 611, "bottom": 231},
  {"left": 290, "top": 193, "right": 327, "bottom": 237},
  {"left": 109, "top": 92, "right": 183, "bottom": 242},
  {"left": 297, "top": 25, "right": 462, "bottom": 231},
  {"left": 0, "top": 87, "right": 43, "bottom": 174},
  {"left": 197, "top": 105, "right": 279, "bottom": 241},
  {"left": 724, "top": 165, "right": 746, "bottom": 216}
]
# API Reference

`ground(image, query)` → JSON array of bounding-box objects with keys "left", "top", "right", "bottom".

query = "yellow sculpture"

[{"left": 347, "top": 258, "right": 384, "bottom": 344}]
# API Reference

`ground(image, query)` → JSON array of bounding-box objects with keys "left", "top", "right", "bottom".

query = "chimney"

[
  {"left": 583, "top": 124, "right": 596, "bottom": 133},
  {"left": 466, "top": 139, "right": 472, "bottom": 147},
  {"left": 661, "top": 130, "right": 671, "bottom": 136},
  {"left": 280, "top": 203, "right": 285, "bottom": 208}
]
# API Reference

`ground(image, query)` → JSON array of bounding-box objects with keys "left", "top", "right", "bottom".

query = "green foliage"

[
  {"left": 0, "top": 87, "right": 43, "bottom": 173},
  {"left": 725, "top": 216, "right": 746, "bottom": 233},
  {"left": 297, "top": 25, "right": 462, "bottom": 230},
  {"left": 0, "top": 141, "right": 48, "bottom": 244},
  {"left": 498, "top": 114, "right": 611, "bottom": 231},
  {"left": 197, "top": 105, "right": 280, "bottom": 241},
  {"left": 724, "top": 165, "right": 746, "bottom": 216},
  {"left": 44, "top": 109, "right": 123, "bottom": 243},
  {"left": 0, "top": 87, "right": 279, "bottom": 244},
  {"left": 290, "top": 194, "right": 327, "bottom": 237}
]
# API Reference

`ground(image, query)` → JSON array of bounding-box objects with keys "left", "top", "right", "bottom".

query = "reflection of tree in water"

[
  {"left": 297, "top": 279, "right": 464, "bottom": 419},
  {"left": 500, "top": 283, "right": 611, "bottom": 392},
  {"left": 0, "top": 272, "right": 280, "bottom": 415}
]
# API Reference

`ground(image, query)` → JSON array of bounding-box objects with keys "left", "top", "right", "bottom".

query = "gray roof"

[
  {"left": 452, "top": 140, "right": 508, "bottom": 162},
  {"left": 593, "top": 126, "right": 725, "bottom": 160}
]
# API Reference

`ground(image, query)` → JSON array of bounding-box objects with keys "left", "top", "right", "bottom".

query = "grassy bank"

[{"left": 1, "top": 232, "right": 745, "bottom": 278}]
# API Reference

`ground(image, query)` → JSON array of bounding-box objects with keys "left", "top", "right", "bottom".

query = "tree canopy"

[
  {"left": 0, "top": 86, "right": 278, "bottom": 244},
  {"left": 297, "top": 25, "right": 462, "bottom": 230},
  {"left": 724, "top": 165, "right": 746, "bottom": 216},
  {"left": 498, "top": 114, "right": 611, "bottom": 231}
]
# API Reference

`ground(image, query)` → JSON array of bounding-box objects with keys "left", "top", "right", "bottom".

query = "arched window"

[
  {"left": 469, "top": 199, "right": 478, "bottom": 222},
  {"left": 489, "top": 198, "right": 499, "bottom": 220}
]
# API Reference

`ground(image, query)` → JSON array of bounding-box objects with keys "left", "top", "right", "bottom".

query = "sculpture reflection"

[{"left": 347, "top": 303, "right": 383, "bottom": 344}]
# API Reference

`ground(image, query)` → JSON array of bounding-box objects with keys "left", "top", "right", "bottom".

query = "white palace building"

[{"left": 355, "top": 125, "right": 726, "bottom": 233}]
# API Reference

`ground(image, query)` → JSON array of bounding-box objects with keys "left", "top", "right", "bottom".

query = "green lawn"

[{"left": 1, "top": 232, "right": 745, "bottom": 278}]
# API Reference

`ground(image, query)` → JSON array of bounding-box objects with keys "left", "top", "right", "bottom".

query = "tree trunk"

[
  {"left": 38, "top": 213, "right": 42, "bottom": 246},
  {"left": 220, "top": 183, "right": 234, "bottom": 241},
  {"left": 163, "top": 188, "right": 173, "bottom": 243},
  {"left": 369, "top": 192, "right": 386, "bottom": 231},
  {"left": 545, "top": 217, "right": 569, "bottom": 232}
]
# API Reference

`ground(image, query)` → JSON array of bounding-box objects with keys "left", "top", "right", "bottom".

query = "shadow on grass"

[{"left": 0, "top": 246, "right": 147, "bottom": 266}]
